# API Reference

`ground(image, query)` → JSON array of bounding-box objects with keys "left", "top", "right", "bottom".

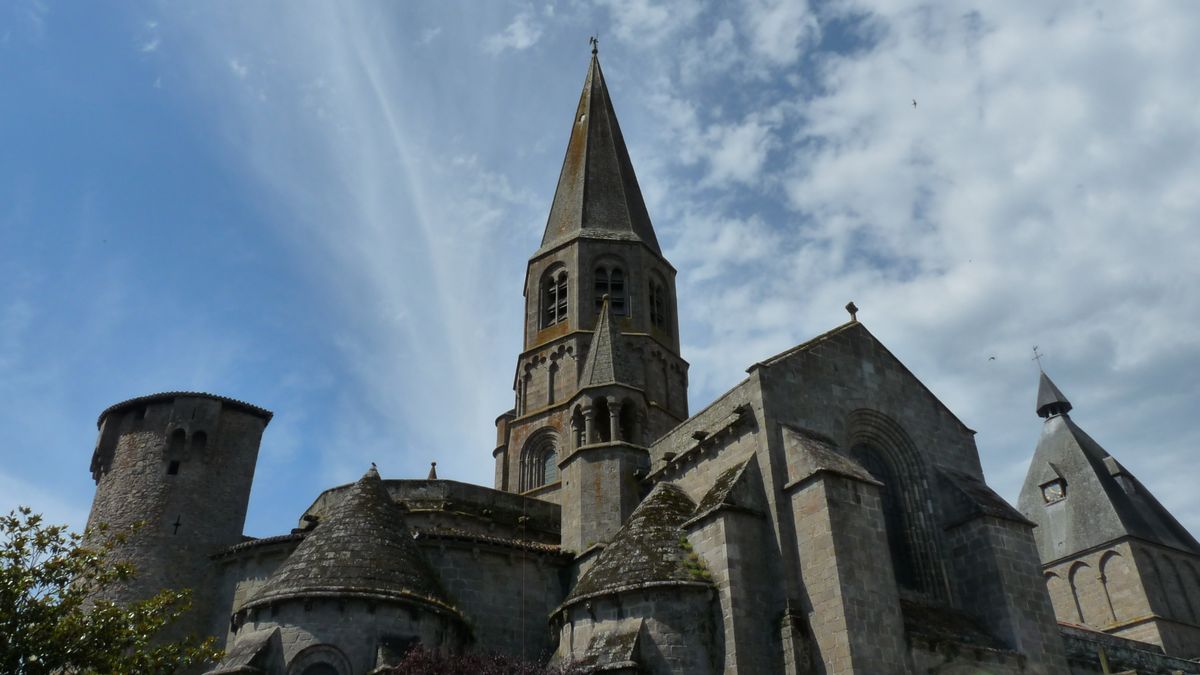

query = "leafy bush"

[{"left": 0, "top": 507, "right": 221, "bottom": 674}]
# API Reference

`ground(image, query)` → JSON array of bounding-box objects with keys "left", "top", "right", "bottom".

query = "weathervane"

[
  {"left": 1032, "top": 345, "right": 1045, "bottom": 371},
  {"left": 590, "top": 35, "right": 599, "bottom": 55}
]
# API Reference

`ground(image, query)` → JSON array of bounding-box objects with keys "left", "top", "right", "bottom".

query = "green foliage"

[
  {"left": 0, "top": 506, "right": 221, "bottom": 674},
  {"left": 678, "top": 536, "right": 711, "bottom": 581}
]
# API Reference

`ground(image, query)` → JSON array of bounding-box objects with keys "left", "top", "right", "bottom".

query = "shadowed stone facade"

[{"left": 82, "top": 50, "right": 1200, "bottom": 674}]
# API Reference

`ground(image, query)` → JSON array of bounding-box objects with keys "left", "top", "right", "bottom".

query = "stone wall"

[
  {"left": 421, "top": 538, "right": 568, "bottom": 661},
  {"left": 554, "top": 586, "right": 715, "bottom": 674},
  {"left": 1042, "top": 538, "right": 1200, "bottom": 658},
  {"left": 1059, "top": 623, "right": 1200, "bottom": 674},
  {"left": 558, "top": 442, "right": 647, "bottom": 552},
  {"left": 685, "top": 507, "right": 782, "bottom": 673},
  {"left": 209, "top": 535, "right": 302, "bottom": 649},
  {"left": 236, "top": 597, "right": 466, "bottom": 673},
  {"left": 302, "top": 479, "right": 561, "bottom": 545},
  {"left": 943, "top": 515, "right": 1069, "bottom": 672},
  {"left": 787, "top": 471, "right": 908, "bottom": 674}
]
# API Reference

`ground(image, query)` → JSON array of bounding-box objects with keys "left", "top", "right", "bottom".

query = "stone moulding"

[
  {"left": 241, "top": 586, "right": 463, "bottom": 620},
  {"left": 550, "top": 579, "right": 714, "bottom": 620}
]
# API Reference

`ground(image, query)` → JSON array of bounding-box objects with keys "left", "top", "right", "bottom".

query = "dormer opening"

[{"left": 1041, "top": 478, "right": 1067, "bottom": 504}]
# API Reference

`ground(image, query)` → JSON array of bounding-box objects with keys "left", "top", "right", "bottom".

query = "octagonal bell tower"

[{"left": 493, "top": 47, "right": 688, "bottom": 552}]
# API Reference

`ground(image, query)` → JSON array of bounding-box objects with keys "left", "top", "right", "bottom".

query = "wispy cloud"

[
  {"left": 418, "top": 26, "right": 441, "bottom": 46},
  {"left": 483, "top": 8, "right": 542, "bottom": 54}
]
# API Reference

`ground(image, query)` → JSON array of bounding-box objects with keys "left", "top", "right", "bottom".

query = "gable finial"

[
  {"left": 589, "top": 35, "right": 599, "bottom": 55},
  {"left": 845, "top": 301, "right": 858, "bottom": 322}
]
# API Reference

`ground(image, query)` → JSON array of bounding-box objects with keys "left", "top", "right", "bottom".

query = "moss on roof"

[
  {"left": 245, "top": 467, "right": 458, "bottom": 617},
  {"left": 564, "top": 482, "right": 710, "bottom": 605}
]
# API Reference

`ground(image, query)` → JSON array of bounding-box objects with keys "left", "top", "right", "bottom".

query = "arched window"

[
  {"left": 571, "top": 406, "right": 586, "bottom": 448},
  {"left": 619, "top": 400, "right": 639, "bottom": 444},
  {"left": 649, "top": 278, "right": 669, "bottom": 331},
  {"left": 288, "top": 644, "right": 351, "bottom": 675},
  {"left": 541, "top": 449, "right": 558, "bottom": 485},
  {"left": 521, "top": 430, "right": 560, "bottom": 491},
  {"left": 595, "top": 265, "right": 627, "bottom": 315},
  {"left": 854, "top": 446, "right": 918, "bottom": 590},
  {"left": 168, "top": 429, "right": 186, "bottom": 455},
  {"left": 847, "top": 409, "right": 948, "bottom": 601},
  {"left": 166, "top": 429, "right": 186, "bottom": 476},
  {"left": 593, "top": 398, "right": 612, "bottom": 443},
  {"left": 541, "top": 269, "right": 568, "bottom": 327}
]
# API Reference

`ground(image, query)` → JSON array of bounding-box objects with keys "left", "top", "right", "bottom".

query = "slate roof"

[
  {"left": 938, "top": 466, "right": 1032, "bottom": 527},
  {"left": 579, "top": 297, "right": 638, "bottom": 389},
  {"left": 539, "top": 50, "right": 661, "bottom": 255},
  {"left": 1018, "top": 374, "right": 1200, "bottom": 561},
  {"left": 244, "top": 467, "right": 459, "bottom": 616},
  {"left": 563, "top": 482, "right": 710, "bottom": 606}
]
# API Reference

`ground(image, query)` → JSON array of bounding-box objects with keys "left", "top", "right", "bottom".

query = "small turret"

[{"left": 1035, "top": 371, "right": 1072, "bottom": 418}]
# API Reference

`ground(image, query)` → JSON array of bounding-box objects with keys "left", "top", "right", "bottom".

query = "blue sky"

[{"left": 2, "top": 1, "right": 1198, "bottom": 540}]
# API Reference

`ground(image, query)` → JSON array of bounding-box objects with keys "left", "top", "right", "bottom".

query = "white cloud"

[
  {"left": 643, "top": 1, "right": 1200, "bottom": 532},
  {"left": 418, "top": 26, "right": 441, "bottom": 46},
  {"left": 596, "top": 0, "right": 702, "bottom": 46},
  {"left": 742, "top": 0, "right": 819, "bottom": 66},
  {"left": 483, "top": 9, "right": 542, "bottom": 54},
  {"left": 704, "top": 116, "right": 774, "bottom": 185},
  {"left": 228, "top": 58, "right": 248, "bottom": 78}
]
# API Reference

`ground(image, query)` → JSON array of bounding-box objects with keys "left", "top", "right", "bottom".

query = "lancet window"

[
  {"left": 541, "top": 269, "right": 568, "bottom": 327},
  {"left": 649, "top": 278, "right": 669, "bottom": 331}
]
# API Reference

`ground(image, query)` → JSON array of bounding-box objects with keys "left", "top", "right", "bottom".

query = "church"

[{"left": 83, "top": 49, "right": 1200, "bottom": 674}]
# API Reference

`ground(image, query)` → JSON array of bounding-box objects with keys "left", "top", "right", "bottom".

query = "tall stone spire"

[{"left": 540, "top": 50, "right": 660, "bottom": 254}]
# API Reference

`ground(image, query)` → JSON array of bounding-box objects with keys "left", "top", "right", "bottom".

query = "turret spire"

[
  {"left": 1035, "top": 371, "right": 1072, "bottom": 418},
  {"left": 540, "top": 50, "right": 660, "bottom": 254}
]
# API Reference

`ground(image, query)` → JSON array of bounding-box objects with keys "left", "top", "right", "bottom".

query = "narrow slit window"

[{"left": 649, "top": 280, "right": 669, "bottom": 332}]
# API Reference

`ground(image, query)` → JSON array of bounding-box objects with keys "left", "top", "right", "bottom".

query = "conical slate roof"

[
  {"left": 245, "top": 467, "right": 457, "bottom": 615},
  {"left": 540, "top": 50, "right": 660, "bottom": 254},
  {"left": 564, "top": 483, "right": 709, "bottom": 605},
  {"left": 1036, "top": 371, "right": 1073, "bottom": 418},
  {"left": 1018, "top": 374, "right": 1200, "bottom": 561},
  {"left": 579, "top": 297, "right": 639, "bottom": 388}
]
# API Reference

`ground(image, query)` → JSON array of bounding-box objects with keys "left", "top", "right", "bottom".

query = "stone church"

[{"left": 83, "top": 50, "right": 1200, "bottom": 674}]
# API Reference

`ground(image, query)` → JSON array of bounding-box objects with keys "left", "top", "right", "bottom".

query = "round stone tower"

[{"left": 85, "top": 391, "right": 272, "bottom": 637}]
